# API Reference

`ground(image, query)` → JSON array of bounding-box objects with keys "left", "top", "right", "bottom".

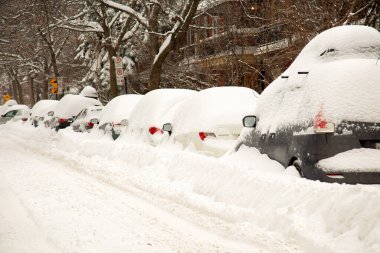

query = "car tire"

[{"left": 293, "top": 160, "right": 304, "bottom": 177}]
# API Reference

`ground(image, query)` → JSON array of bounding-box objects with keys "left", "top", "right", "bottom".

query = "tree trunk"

[
  {"left": 14, "top": 77, "right": 24, "bottom": 104},
  {"left": 42, "top": 59, "right": 49, "bottom": 99},
  {"left": 11, "top": 80, "right": 18, "bottom": 102},
  {"left": 28, "top": 73, "right": 36, "bottom": 106},
  {"left": 147, "top": 0, "right": 201, "bottom": 91},
  {"left": 107, "top": 46, "right": 119, "bottom": 98}
]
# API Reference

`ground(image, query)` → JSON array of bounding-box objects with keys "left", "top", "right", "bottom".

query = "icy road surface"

[{"left": 1, "top": 122, "right": 380, "bottom": 253}]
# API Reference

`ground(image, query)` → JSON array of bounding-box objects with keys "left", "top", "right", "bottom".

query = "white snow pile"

[
  {"left": 127, "top": 88, "right": 197, "bottom": 132},
  {"left": 172, "top": 86, "right": 259, "bottom": 135},
  {"left": 255, "top": 25, "right": 380, "bottom": 133},
  {"left": 98, "top": 94, "right": 142, "bottom": 126},
  {"left": 318, "top": 148, "right": 380, "bottom": 172},
  {"left": 1, "top": 122, "right": 380, "bottom": 253},
  {"left": 54, "top": 94, "right": 102, "bottom": 119},
  {"left": 30, "top": 100, "right": 59, "bottom": 118}
]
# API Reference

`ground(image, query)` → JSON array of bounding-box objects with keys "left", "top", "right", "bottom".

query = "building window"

[{"left": 212, "top": 16, "right": 218, "bottom": 35}]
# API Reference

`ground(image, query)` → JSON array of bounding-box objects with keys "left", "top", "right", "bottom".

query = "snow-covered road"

[
  {"left": 0, "top": 126, "right": 292, "bottom": 253},
  {"left": 0, "top": 138, "right": 270, "bottom": 253},
  {"left": 1, "top": 123, "right": 380, "bottom": 253}
]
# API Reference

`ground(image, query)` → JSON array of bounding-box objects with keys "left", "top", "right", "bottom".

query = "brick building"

[{"left": 180, "top": 0, "right": 293, "bottom": 92}]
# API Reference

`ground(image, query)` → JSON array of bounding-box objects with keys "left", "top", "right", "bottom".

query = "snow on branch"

[{"left": 101, "top": 0, "right": 149, "bottom": 29}]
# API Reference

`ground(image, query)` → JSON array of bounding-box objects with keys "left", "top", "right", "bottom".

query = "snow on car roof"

[
  {"left": 172, "top": 86, "right": 259, "bottom": 135},
  {"left": 3, "top": 104, "right": 29, "bottom": 114},
  {"left": 31, "top": 100, "right": 59, "bottom": 118},
  {"left": 99, "top": 94, "right": 142, "bottom": 126},
  {"left": 254, "top": 25, "right": 380, "bottom": 133},
  {"left": 0, "top": 99, "right": 18, "bottom": 115},
  {"left": 54, "top": 94, "right": 102, "bottom": 119},
  {"left": 128, "top": 89, "right": 196, "bottom": 129},
  {"left": 80, "top": 86, "right": 98, "bottom": 98}
]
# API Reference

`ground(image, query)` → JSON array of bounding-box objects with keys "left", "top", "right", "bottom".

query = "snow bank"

[
  {"left": 1, "top": 123, "right": 380, "bottom": 253},
  {"left": 255, "top": 25, "right": 380, "bottom": 133},
  {"left": 54, "top": 94, "right": 102, "bottom": 119},
  {"left": 98, "top": 94, "right": 142, "bottom": 126},
  {"left": 318, "top": 148, "right": 380, "bottom": 172}
]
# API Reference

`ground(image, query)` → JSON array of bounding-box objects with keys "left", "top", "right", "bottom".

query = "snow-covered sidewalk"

[{"left": 1, "top": 123, "right": 380, "bottom": 253}]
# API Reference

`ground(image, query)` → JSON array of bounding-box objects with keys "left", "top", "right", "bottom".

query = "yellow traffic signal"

[
  {"left": 50, "top": 78, "right": 58, "bottom": 88},
  {"left": 51, "top": 88, "right": 58, "bottom": 94}
]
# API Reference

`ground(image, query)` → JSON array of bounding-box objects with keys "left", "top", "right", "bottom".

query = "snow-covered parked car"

[
  {"left": 52, "top": 93, "right": 102, "bottom": 131},
  {"left": 239, "top": 25, "right": 380, "bottom": 184},
  {"left": 0, "top": 99, "right": 17, "bottom": 115},
  {"left": 0, "top": 104, "right": 30, "bottom": 125},
  {"left": 125, "top": 89, "right": 196, "bottom": 145},
  {"left": 72, "top": 105, "right": 103, "bottom": 132},
  {"left": 166, "top": 86, "right": 259, "bottom": 157},
  {"left": 30, "top": 100, "right": 59, "bottom": 127},
  {"left": 97, "top": 94, "right": 142, "bottom": 140}
]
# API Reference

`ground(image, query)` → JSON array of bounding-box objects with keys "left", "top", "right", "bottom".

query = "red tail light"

[
  {"left": 314, "top": 109, "right": 327, "bottom": 129},
  {"left": 58, "top": 118, "right": 68, "bottom": 124},
  {"left": 87, "top": 122, "right": 94, "bottom": 128},
  {"left": 314, "top": 106, "right": 334, "bottom": 133},
  {"left": 199, "top": 132, "right": 216, "bottom": 141},
  {"left": 149, "top": 127, "right": 163, "bottom": 135}
]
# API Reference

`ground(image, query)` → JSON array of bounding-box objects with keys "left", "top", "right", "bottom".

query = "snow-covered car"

[
  {"left": 0, "top": 104, "right": 30, "bottom": 125},
  {"left": 97, "top": 94, "right": 142, "bottom": 140},
  {"left": 166, "top": 86, "right": 259, "bottom": 157},
  {"left": 0, "top": 99, "right": 17, "bottom": 115},
  {"left": 30, "top": 100, "right": 59, "bottom": 127},
  {"left": 239, "top": 25, "right": 380, "bottom": 184},
  {"left": 72, "top": 105, "right": 103, "bottom": 132},
  {"left": 125, "top": 89, "right": 196, "bottom": 145},
  {"left": 52, "top": 94, "right": 102, "bottom": 131}
]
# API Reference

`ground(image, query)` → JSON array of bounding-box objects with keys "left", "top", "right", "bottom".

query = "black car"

[{"left": 238, "top": 25, "right": 380, "bottom": 184}]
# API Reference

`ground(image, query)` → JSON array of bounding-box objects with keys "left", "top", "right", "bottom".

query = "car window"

[
  {"left": 3, "top": 110, "right": 17, "bottom": 117},
  {"left": 76, "top": 109, "right": 87, "bottom": 120}
]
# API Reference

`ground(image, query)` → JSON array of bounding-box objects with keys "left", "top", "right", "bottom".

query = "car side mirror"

[
  {"left": 243, "top": 116, "right": 257, "bottom": 128},
  {"left": 90, "top": 118, "right": 99, "bottom": 124},
  {"left": 162, "top": 123, "right": 172, "bottom": 135},
  {"left": 47, "top": 111, "right": 54, "bottom": 117}
]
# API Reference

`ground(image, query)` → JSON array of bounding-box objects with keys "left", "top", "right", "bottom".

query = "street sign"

[
  {"left": 114, "top": 57, "right": 125, "bottom": 87},
  {"left": 114, "top": 57, "right": 123, "bottom": 68},
  {"left": 2, "top": 94, "right": 11, "bottom": 102},
  {"left": 51, "top": 88, "right": 58, "bottom": 94},
  {"left": 50, "top": 78, "right": 58, "bottom": 88}
]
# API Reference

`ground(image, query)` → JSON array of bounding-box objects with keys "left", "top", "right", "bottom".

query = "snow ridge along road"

[{"left": 1, "top": 123, "right": 380, "bottom": 253}]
